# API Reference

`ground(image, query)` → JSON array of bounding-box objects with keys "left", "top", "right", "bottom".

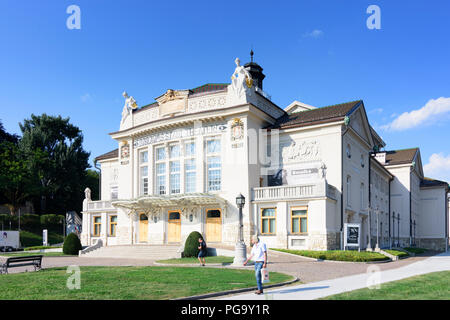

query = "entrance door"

[
  {"left": 206, "top": 209, "right": 222, "bottom": 243},
  {"left": 139, "top": 214, "right": 148, "bottom": 243},
  {"left": 168, "top": 211, "right": 181, "bottom": 243}
]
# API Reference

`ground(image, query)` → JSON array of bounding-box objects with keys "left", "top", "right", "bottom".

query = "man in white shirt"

[{"left": 244, "top": 235, "right": 267, "bottom": 294}]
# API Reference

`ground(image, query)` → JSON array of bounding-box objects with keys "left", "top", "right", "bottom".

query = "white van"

[{"left": 0, "top": 231, "right": 20, "bottom": 252}]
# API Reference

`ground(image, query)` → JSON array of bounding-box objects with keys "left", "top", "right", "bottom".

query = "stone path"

[{"left": 218, "top": 251, "right": 450, "bottom": 300}]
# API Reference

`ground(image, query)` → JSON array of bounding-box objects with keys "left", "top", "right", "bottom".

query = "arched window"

[{"left": 346, "top": 144, "right": 352, "bottom": 158}]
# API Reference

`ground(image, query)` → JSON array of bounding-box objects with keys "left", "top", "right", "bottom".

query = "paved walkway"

[{"left": 218, "top": 251, "right": 450, "bottom": 300}]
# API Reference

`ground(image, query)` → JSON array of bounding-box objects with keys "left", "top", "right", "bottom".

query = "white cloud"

[
  {"left": 381, "top": 97, "right": 450, "bottom": 131},
  {"left": 423, "top": 153, "right": 450, "bottom": 182},
  {"left": 303, "top": 29, "right": 324, "bottom": 38},
  {"left": 81, "top": 93, "right": 92, "bottom": 103}
]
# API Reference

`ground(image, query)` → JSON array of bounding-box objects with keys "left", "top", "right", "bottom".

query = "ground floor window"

[
  {"left": 109, "top": 215, "right": 117, "bottom": 236},
  {"left": 291, "top": 207, "right": 308, "bottom": 234},
  {"left": 93, "top": 216, "right": 101, "bottom": 236},
  {"left": 261, "top": 208, "right": 276, "bottom": 235}
]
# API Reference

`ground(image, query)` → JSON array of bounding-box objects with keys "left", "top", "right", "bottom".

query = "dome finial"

[{"left": 250, "top": 49, "right": 254, "bottom": 62}]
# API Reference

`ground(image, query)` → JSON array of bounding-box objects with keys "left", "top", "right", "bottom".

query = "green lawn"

[
  {"left": 323, "top": 271, "right": 450, "bottom": 300},
  {"left": 1, "top": 252, "right": 72, "bottom": 257},
  {"left": 271, "top": 248, "right": 389, "bottom": 262},
  {"left": 0, "top": 266, "right": 293, "bottom": 300},
  {"left": 157, "top": 256, "right": 234, "bottom": 265},
  {"left": 384, "top": 249, "right": 409, "bottom": 258}
]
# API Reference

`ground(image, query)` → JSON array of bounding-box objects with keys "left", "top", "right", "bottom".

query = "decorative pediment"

[{"left": 156, "top": 89, "right": 189, "bottom": 117}]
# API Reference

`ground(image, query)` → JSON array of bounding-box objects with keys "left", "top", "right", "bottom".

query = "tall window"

[
  {"left": 109, "top": 215, "right": 117, "bottom": 237},
  {"left": 261, "top": 208, "right": 276, "bottom": 235},
  {"left": 169, "top": 144, "right": 180, "bottom": 194},
  {"left": 291, "top": 207, "right": 307, "bottom": 234},
  {"left": 185, "top": 141, "right": 196, "bottom": 193},
  {"left": 155, "top": 146, "right": 166, "bottom": 195},
  {"left": 93, "top": 216, "right": 101, "bottom": 236},
  {"left": 206, "top": 138, "right": 221, "bottom": 191},
  {"left": 139, "top": 150, "right": 149, "bottom": 196}
]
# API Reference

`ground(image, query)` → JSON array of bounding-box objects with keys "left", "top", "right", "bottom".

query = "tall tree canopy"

[
  {"left": 19, "top": 114, "right": 91, "bottom": 214},
  {"left": 0, "top": 120, "right": 30, "bottom": 215}
]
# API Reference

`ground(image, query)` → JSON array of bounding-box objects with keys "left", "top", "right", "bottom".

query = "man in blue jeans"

[{"left": 243, "top": 235, "right": 267, "bottom": 295}]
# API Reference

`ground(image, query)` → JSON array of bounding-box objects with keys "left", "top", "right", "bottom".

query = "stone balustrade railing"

[
  {"left": 86, "top": 200, "right": 114, "bottom": 211},
  {"left": 252, "top": 181, "right": 338, "bottom": 201}
]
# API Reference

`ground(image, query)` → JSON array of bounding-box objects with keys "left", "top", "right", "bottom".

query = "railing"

[
  {"left": 252, "top": 181, "right": 338, "bottom": 201},
  {"left": 86, "top": 200, "right": 115, "bottom": 211}
]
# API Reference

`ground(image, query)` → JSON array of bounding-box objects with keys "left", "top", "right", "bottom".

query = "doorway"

[
  {"left": 206, "top": 209, "right": 222, "bottom": 243},
  {"left": 139, "top": 214, "right": 148, "bottom": 243},
  {"left": 168, "top": 211, "right": 181, "bottom": 243}
]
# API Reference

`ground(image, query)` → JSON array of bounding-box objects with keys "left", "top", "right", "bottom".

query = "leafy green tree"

[
  {"left": 85, "top": 169, "right": 100, "bottom": 201},
  {"left": 19, "top": 114, "right": 90, "bottom": 214},
  {"left": 0, "top": 120, "right": 30, "bottom": 215}
]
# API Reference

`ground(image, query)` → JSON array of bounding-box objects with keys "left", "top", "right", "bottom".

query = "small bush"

[
  {"left": 183, "top": 231, "right": 204, "bottom": 257},
  {"left": 63, "top": 233, "right": 82, "bottom": 255}
]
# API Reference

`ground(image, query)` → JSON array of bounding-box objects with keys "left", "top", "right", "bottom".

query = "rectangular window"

[
  {"left": 139, "top": 150, "right": 149, "bottom": 196},
  {"left": 169, "top": 144, "right": 180, "bottom": 158},
  {"left": 185, "top": 158, "right": 196, "bottom": 193},
  {"left": 185, "top": 141, "right": 195, "bottom": 156},
  {"left": 109, "top": 215, "right": 117, "bottom": 237},
  {"left": 93, "top": 216, "right": 101, "bottom": 236},
  {"left": 291, "top": 207, "right": 307, "bottom": 234},
  {"left": 156, "top": 163, "right": 166, "bottom": 195},
  {"left": 261, "top": 208, "right": 276, "bottom": 235},
  {"left": 206, "top": 138, "right": 221, "bottom": 192},
  {"left": 170, "top": 160, "right": 180, "bottom": 194},
  {"left": 156, "top": 147, "right": 166, "bottom": 161}
]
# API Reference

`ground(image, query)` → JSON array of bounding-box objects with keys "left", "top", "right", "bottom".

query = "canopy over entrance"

[{"left": 112, "top": 193, "right": 228, "bottom": 216}]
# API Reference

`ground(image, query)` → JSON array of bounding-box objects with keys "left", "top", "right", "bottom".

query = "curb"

[
  {"left": 153, "top": 262, "right": 232, "bottom": 267},
  {"left": 172, "top": 277, "right": 300, "bottom": 300},
  {"left": 269, "top": 249, "right": 392, "bottom": 264}
]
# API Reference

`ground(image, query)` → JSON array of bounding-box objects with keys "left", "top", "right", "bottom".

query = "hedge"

[
  {"left": 183, "top": 231, "right": 204, "bottom": 257},
  {"left": 63, "top": 233, "right": 82, "bottom": 255}
]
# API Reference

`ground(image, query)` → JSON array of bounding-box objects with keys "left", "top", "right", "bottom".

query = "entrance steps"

[{"left": 80, "top": 244, "right": 182, "bottom": 260}]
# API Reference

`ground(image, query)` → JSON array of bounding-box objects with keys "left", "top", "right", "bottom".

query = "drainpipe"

[
  {"left": 340, "top": 120, "right": 350, "bottom": 250},
  {"left": 388, "top": 178, "right": 392, "bottom": 249},
  {"left": 94, "top": 160, "right": 101, "bottom": 201}
]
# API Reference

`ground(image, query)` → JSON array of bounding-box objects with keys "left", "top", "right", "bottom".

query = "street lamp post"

[
  {"left": 366, "top": 205, "right": 372, "bottom": 251},
  {"left": 233, "top": 193, "right": 247, "bottom": 266}
]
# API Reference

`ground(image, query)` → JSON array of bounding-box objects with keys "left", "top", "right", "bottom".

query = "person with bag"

[
  {"left": 243, "top": 235, "right": 268, "bottom": 295},
  {"left": 197, "top": 237, "right": 207, "bottom": 266}
]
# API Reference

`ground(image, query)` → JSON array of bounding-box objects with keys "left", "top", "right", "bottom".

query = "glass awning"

[{"left": 111, "top": 193, "right": 228, "bottom": 211}]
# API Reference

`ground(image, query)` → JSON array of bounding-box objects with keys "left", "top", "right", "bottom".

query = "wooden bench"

[{"left": 0, "top": 255, "right": 43, "bottom": 274}]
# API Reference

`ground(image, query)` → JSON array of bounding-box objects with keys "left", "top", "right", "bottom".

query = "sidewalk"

[{"left": 218, "top": 251, "right": 450, "bottom": 300}]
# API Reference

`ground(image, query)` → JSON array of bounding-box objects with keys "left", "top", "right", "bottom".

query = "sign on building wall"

[{"left": 344, "top": 223, "right": 361, "bottom": 249}]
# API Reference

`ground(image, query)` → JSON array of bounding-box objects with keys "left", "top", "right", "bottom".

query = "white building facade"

[{"left": 81, "top": 57, "right": 449, "bottom": 252}]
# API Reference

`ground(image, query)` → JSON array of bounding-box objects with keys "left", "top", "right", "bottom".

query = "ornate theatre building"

[{"left": 81, "top": 55, "right": 449, "bottom": 252}]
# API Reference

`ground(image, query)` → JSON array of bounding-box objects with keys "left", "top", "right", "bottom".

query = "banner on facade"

[{"left": 344, "top": 223, "right": 360, "bottom": 249}]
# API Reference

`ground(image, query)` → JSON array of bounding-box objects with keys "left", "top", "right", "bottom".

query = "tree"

[
  {"left": 85, "top": 169, "right": 100, "bottom": 201},
  {"left": 0, "top": 120, "right": 30, "bottom": 215},
  {"left": 19, "top": 114, "right": 90, "bottom": 214}
]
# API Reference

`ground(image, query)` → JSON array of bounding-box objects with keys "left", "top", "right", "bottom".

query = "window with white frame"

[
  {"left": 139, "top": 150, "right": 149, "bottom": 196},
  {"left": 169, "top": 144, "right": 180, "bottom": 194},
  {"left": 206, "top": 138, "right": 221, "bottom": 191},
  {"left": 155, "top": 146, "right": 166, "bottom": 195},
  {"left": 185, "top": 142, "right": 196, "bottom": 193}
]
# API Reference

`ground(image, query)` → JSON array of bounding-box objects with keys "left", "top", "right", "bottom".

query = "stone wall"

[{"left": 417, "top": 238, "right": 447, "bottom": 252}]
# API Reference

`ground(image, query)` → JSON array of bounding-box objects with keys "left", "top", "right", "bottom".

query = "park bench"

[{"left": 0, "top": 255, "right": 43, "bottom": 274}]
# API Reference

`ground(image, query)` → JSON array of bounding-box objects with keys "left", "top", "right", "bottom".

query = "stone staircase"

[{"left": 80, "top": 244, "right": 182, "bottom": 260}]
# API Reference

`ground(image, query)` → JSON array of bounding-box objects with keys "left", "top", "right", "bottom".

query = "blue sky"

[{"left": 1, "top": 0, "right": 449, "bottom": 182}]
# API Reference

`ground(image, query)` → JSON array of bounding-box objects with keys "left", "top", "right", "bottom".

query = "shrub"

[
  {"left": 21, "top": 214, "right": 40, "bottom": 231},
  {"left": 63, "top": 233, "right": 82, "bottom": 255},
  {"left": 40, "top": 214, "right": 64, "bottom": 225},
  {"left": 183, "top": 231, "right": 204, "bottom": 257}
]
